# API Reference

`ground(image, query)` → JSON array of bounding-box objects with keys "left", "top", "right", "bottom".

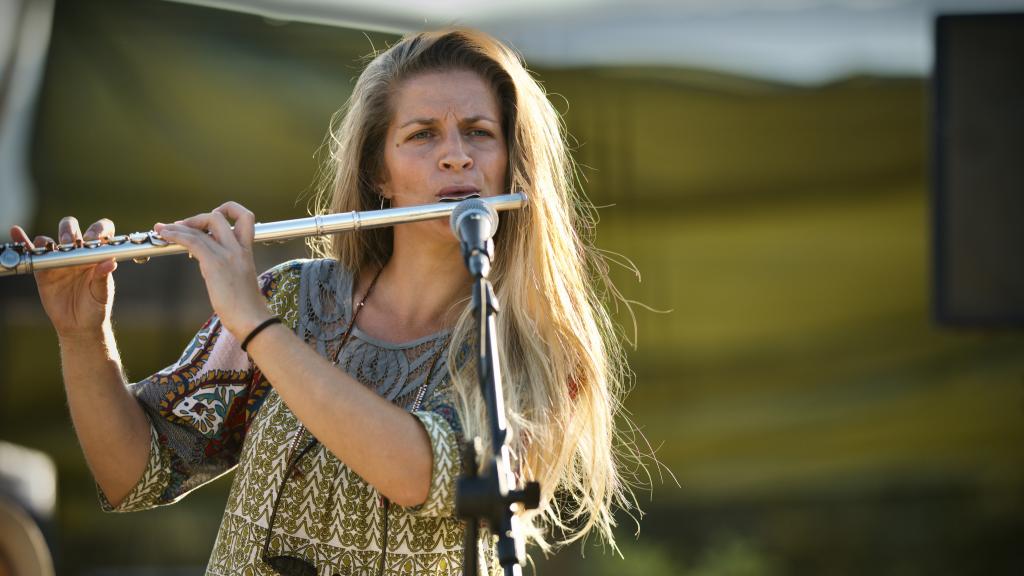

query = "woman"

[{"left": 12, "top": 28, "right": 639, "bottom": 574}]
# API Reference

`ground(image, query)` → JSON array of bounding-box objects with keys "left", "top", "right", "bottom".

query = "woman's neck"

[{"left": 356, "top": 234, "right": 470, "bottom": 342}]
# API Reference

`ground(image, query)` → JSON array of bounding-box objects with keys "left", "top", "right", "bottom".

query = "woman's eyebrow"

[
  {"left": 461, "top": 115, "right": 498, "bottom": 124},
  {"left": 398, "top": 115, "right": 498, "bottom": 129},
  {"left": 399, "top": 117, "right": 435, "bottom": 129}
]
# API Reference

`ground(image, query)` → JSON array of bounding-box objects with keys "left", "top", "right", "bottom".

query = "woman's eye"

[
  {"left": 468, "top": 128, "right": 492, "bottom": 137},
  {"left": 410, "top": 130, "right": 432, "bottom": 140}
]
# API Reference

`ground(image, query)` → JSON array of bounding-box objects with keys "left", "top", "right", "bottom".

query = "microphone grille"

[{"left": 450, "top": 197, "right": 499, "bottom": 236}]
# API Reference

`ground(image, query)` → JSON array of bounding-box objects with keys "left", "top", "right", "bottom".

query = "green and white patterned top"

[{"left": 99, "top": 259, "right": 494, "bottom": 575}]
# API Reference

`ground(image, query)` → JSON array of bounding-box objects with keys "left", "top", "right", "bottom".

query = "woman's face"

[{"left": 380, "top": 69, "right": 508, "bottom": 240}]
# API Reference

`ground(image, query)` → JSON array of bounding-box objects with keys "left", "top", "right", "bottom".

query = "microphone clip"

[{"left": 462, "top": 236, "right": 494, "bottom": 279}]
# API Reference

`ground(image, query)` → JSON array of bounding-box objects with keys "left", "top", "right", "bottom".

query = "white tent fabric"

[
  {"left": 162, "top": 0, "right": 1024, "bottom": 82},
  {"left": 2, "top": 0, "right": 1022, "bottom": 235},
  {"left": 0, "top": 0, "right": 53, "bottom": 237}
]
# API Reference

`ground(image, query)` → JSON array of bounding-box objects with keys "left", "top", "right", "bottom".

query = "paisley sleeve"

[
  {"left": 406, "top": 360, "right": 468, "bottom": 519},
  {"left": 99, "top": 259, "right": 304, "bottom": 512}
]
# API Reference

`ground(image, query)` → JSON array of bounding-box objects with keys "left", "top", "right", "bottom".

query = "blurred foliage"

[
  {"left": 570, "top": 533, "right": 780, "bottom": 576},
  {"left": 1, "top": 0, "right": 1022, "bottom": 575}
]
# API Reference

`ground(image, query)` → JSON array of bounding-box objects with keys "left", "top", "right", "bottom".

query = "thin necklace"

[
  {"left": 331, "top": 265, "right": 383, "bottom": 365},
  {"left": 283, "top": 266, "right": 446, "bottom": 465},
  {"left": 284, "top": 266, "right": 382, "bottom": 462}
]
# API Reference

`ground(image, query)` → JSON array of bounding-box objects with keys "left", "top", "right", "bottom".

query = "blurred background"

[{"left": 1, "top": 0, "right": 1023, "bottom": 574}]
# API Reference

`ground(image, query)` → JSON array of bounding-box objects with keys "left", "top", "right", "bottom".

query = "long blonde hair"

[{"left": 310, "top": 28, "right": 642, "bottom": 552}]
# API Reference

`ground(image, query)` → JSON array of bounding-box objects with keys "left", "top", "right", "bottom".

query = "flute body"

[{"left": 0, "top": 193, "right": 527, "bottom": 277}]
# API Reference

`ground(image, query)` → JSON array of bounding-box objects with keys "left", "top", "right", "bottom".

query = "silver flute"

[{"left": 0, "top": 192, "right": 528, "bottom": 277}]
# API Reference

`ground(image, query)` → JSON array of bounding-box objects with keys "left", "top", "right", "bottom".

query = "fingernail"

[{"left": 60, "top": 234, "right": 70, "bottom": 243}]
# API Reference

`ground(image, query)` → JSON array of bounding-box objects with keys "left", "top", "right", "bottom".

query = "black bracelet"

[{"left": 240, "top": 317, "right": 282, "bottom": 352}]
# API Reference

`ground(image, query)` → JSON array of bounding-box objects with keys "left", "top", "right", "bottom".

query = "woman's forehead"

[{"left": 390, "top": 70, "right": 501, "bottom": 124}]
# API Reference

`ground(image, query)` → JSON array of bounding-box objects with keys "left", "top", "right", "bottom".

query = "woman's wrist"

[
  {"left": 222, "top": 298, "right": 275, "bottom": 342},
  {"left": 239, "top": 316, "right": 282, "bottom": 352},
  {"left": 56, "top": 320, "right": 113, "bottom": 346}
]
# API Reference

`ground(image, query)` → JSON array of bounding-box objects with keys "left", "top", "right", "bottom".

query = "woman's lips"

[{"left": 437, "top": 186, "right": 481, "bottom": 202}]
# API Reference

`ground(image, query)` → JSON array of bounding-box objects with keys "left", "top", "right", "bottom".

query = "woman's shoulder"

[
  {"left": 258, "top": 258, "right": 308, "bottom": 297},
  {"left": 257, "top": 258, "right": 351, "bottom": 293},
  {"left": 258, "top": 258, "right": 346, "bottom": 325}
]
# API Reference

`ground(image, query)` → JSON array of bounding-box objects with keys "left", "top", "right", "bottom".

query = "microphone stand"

[{"left": 454, "top": 234, "right": 541, "bottom": 576}]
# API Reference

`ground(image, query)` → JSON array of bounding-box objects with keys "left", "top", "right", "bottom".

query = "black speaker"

[{"left": 933, "top": 13, "right": 1024, "bottom": 327}]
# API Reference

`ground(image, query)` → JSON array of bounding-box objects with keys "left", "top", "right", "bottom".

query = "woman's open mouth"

[{"left": 437, "top": 186, "right": 481, "bottom": 202}]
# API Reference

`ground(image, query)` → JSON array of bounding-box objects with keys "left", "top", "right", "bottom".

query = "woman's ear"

[{"left": 375, "top": 172, "right": 392, "bottom": 200}]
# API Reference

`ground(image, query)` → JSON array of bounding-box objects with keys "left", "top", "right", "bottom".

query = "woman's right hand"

[{"left": 10, "top": 217, "right": 118, "bottom": 338}]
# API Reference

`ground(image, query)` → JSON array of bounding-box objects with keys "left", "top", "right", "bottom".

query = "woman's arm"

[
  {"left": 245, "top": 321, "right": 434, "bottom": 507},
  {"left": 60, "top": 327, "right": 152, "bottom": 508},
  {"left": 10, "top": 219, "right": 151, "bottom": 508},
  {"left": 156, "top": 203, "right": 434, "bottom": 507}
]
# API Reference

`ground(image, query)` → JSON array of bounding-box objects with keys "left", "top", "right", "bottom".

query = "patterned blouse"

[{"left": 99, "top": 259, "right": 494, "bottom": 575}]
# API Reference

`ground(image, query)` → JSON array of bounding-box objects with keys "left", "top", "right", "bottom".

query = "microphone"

[{"left": 450, "top": 198, "right": 499, "bottom": 278}]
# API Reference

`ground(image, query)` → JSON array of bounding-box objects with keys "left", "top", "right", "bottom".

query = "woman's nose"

[{"left": 438, "top": 133, "right": 473, "bottom": 171}]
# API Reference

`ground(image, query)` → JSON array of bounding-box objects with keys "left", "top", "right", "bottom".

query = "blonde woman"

[{"left": 12, "top": 28, "right": 639, "bottom": 575}]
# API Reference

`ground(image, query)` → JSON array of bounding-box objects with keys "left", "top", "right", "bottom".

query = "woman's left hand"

[{"left": 154, "top": 201, "right": 271, "bottom": 340}]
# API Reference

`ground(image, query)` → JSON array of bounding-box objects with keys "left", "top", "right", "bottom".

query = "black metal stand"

[{"left": 454, "top": 238, "right": 541, "bottom": 576}]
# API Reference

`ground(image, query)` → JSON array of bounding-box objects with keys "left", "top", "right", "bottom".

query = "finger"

[
  {"left": 214, "top": 201, "right": 255, "bottom": 249},
  {"left": 177, "top": 212, "right": 238, "bottom": 251},
  {"left": 157, "top": 223, "right": 222, "bottom": 260},
  {"left": 83, "top": 218, "right": 115, "bottom": 242},
  {"left": 206, "top": 212, "right": 239, "bottom": 250},
  {"left": 58, "top": 216, "right": 83, "bottom": 246},
  {"left": 33, "top": 235, "right": 56, "bottom": 249},
  {"left": 83, "top": 219, "right": 117, "bottom": 274},
  {"left": 10, "top": 225, "right": 32, "bottom": 246},
  {"left": 93, "top": 257, "right": 118, "bottom": 276}
]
